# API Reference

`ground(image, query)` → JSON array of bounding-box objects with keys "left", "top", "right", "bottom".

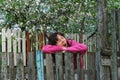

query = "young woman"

[{"left": 42, "top": 32, "right": 87, "bottom": 69}]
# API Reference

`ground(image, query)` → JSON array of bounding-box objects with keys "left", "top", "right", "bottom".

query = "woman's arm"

[
  {"left": 42, "top": 45, "right": 63, "bottom": 53},
  {"left": 65, "top": 39, "right": 88, "bottom": 54}
]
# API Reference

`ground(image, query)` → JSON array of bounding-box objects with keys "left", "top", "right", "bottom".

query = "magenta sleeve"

[
  {"left": 65, "top": 39, "right": 88, "bottom": 54},
  {"left": 42, "top": 45, "right": 63, "bottom": 53}
]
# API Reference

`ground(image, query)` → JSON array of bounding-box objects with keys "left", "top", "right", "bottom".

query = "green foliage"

[
  {"left": 0, "top": 0, "right": 43, "bottom": 32},
  {"left": 0, "top": 0, "right": 97, "bottom": 34},
  {"left": 43, "top": 0, "right": 97, "bottom": 33},
  {"left": 0, "top": 0, "right": 119, "bottom": 34},
  {"left": 108, "top": 0, "right": 120, "bottom": 9}
]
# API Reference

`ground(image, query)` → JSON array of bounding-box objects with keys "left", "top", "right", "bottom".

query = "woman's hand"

[
  {"left": 62, "top": 47, "right": 67, "bottom": 53},
  {"left": 62, "top": 47, "right": 67, "bottom": 50}
]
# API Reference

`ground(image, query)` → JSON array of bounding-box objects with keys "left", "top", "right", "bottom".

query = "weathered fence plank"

[
  {"left": 8, "top": 52, "right": 15, "bottom": 80},
  {"left": 45, "top": 54, "right": 55, "bottom": 80},
  {"left": 76, "top": 54, "right": 80, "bottom": 80},
  {"left": 22, "top": 31, "right": 26, "bottom": 66},
  {"left": 18, "top": 31, "right": 21, "bottom": 53},
  {"left": 26, "top": 32, "right": 31, "bottom": 53},
  {"left": 36, "top": 50, "right": 44, "bottom": 80},
  {"left": 64, "top": 52, "right": 74, "bottom": 80},
  {"left": 103, "top": 66, "right": 111, "bottom": 80},
  {"left": 87, "top": 52, "right": 96, "bottom": 80},
  {"left": 1, "top": 52, "right": 8, "bottom": 80},
  {"left": 16, "top": 53, "right": 24, "bottom": 80},
  {"left": 55, "top": 52, "right": 64, "bottom": 80},
  {"left": 7, "top": 29, "right": 12, "bottom": 53},
  {"left": 12, "top": 29, "right": 17, "bottom": 66},
  {"left": 2, "top": 28, "right": 6, "bottom": 52},
  {"left": 27, "top": 52, "right": 36, "bottom": 80}
]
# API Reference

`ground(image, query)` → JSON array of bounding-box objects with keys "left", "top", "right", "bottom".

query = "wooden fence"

[
  {"left": 0, "top": 10, "right": 120, "bottom": 80},
  {"left": 44, "top": 52, "right": 96, "bottom": 80},
  {"left": 0, "top": 28, "right": 97, "bottom": 80}
]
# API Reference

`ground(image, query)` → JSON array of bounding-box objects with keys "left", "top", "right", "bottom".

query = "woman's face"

[{"left": 56, "top": 34, "right": 67, "bottom": 47}]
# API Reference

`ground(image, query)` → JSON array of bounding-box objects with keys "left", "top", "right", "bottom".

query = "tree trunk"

[
  {"left": 97, "top": 0, "right": 110, "bottom": 54},
  {"left": 111, "top": 9, "right": 118, "bottom": 80},
  {"left": 118, "top": 10, "right": 120, "bottom": 54},
  {"left": 96, "top": 0, "right": 108, "bottom": 80},
  {"left": 79, "top": 17, "right": 85, "bottom": 43}
]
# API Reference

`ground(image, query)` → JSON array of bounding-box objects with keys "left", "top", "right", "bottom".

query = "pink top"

[{"left": 42, "top": 39, "right": 88, "bottom": 68}]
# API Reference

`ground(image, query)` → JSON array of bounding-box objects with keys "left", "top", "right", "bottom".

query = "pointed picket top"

[
  {"left": 2, "top": 28, "right": 6, "bottom": 52},
  {"left": 7, "top": 28, "right": 12, "bottom": 52}
]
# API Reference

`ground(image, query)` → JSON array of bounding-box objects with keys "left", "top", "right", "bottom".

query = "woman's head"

[{"left": 48, "top": 32, "right": 67, "bottom": 47}]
